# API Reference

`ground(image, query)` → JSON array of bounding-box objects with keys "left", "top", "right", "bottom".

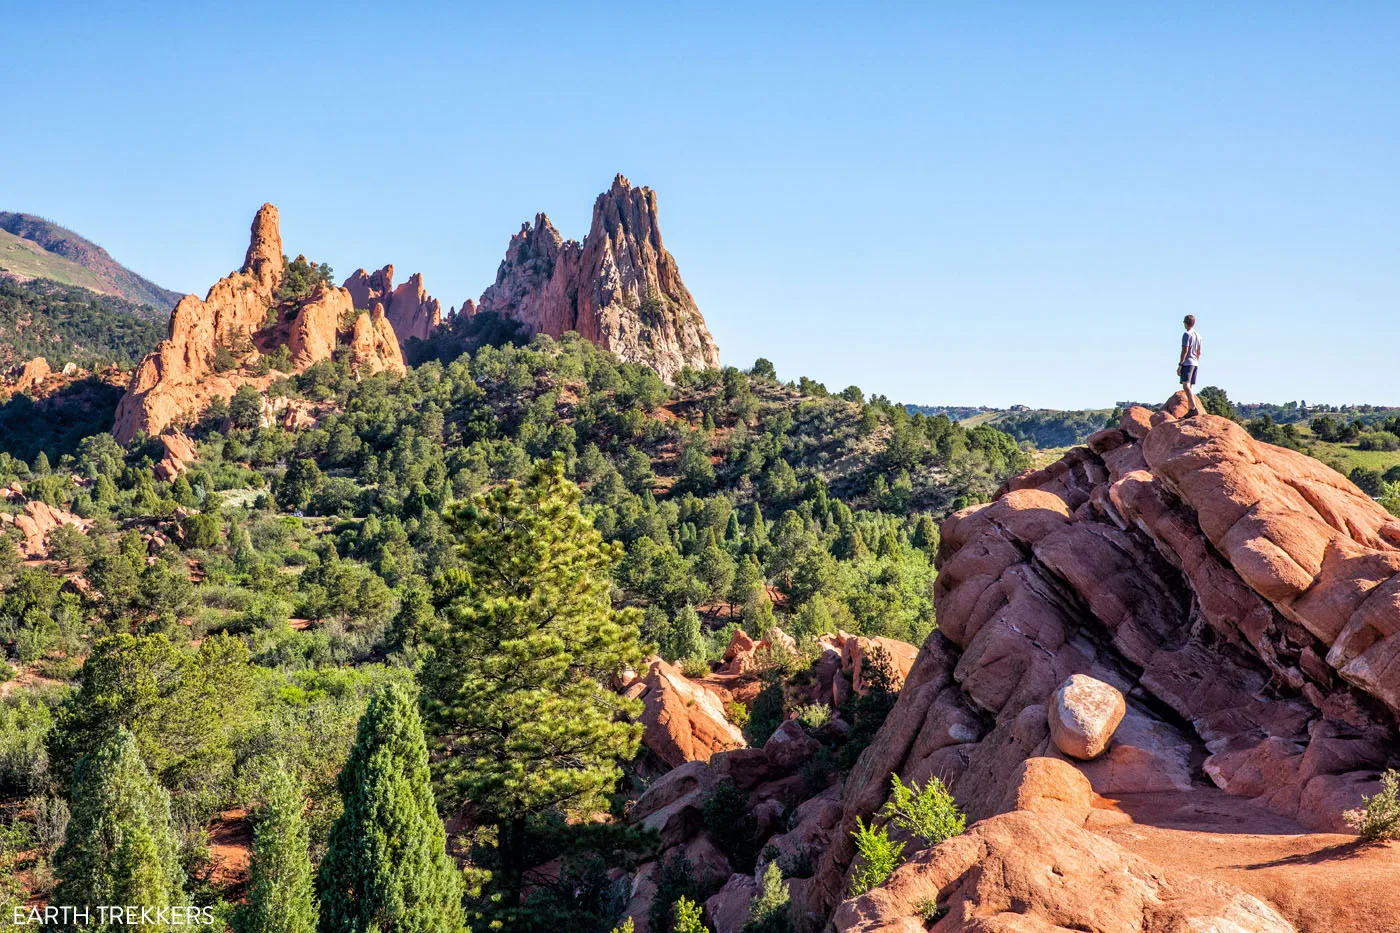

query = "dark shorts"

[{"left": 1178, "top": 363, "right": 1198, "bottom": 386}]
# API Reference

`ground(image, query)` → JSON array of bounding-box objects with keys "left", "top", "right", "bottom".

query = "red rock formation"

[
  {"left": 638, "top": 658, "right": 745, "bottom": 767},
  {"left": 2, "top": 498, "right": 88, "bottom": 559},
  {"left": 835, "top": 810, "right": 1293, "bottom": 933},
  {"left": 113, "top": 205, "right": 405, "bottom": 443},
  {"left": 475, "top": 175, "right": 720, "bottom": 381},
  {"left": 805, "top": 394, "right": 1400, "bottom": 932},
  {"left": 14, "top": 357, "right": 52, "bottom": 393},
  {"left": 343, "top": 266, "right": 443, "bottom": 348},
  {"left": 153, "top": 430, "right": 198, "bottom": 482}
]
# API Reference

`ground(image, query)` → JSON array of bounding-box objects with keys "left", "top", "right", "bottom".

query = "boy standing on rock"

[{"left": 1178, "top": 315, "right": 1204, "bottom": 417}]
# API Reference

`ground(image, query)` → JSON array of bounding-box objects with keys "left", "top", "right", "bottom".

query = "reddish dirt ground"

[
  {"left": 205, "top": 808, "right": 253, "bottom": 899},
  {"left": 1087, "top": 788, "right": 1400, "bottom": 933}
]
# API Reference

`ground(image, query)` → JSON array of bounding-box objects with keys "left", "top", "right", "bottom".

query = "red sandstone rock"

[
  {"left": 14, "top": 357, "right": 51, "bottom": 393},
  {"left": 113, "top": 205, "right": 404, "bottom": 443},
  {"left": 720, "top": 628, "right": 758, "bottom": 675},
  {"left": 833, "top": 811, "right": 1293, "bottom": 933},
  {"left": 805, "top": 395, "right": 1400, "bottom": 929},
  {"left": 475, "top": 175, "right": 720, "bottom": 381},
  {"left": 154, "top": 430, "right": 198, "bottom": 481},
  {"left": 1048, "top": 674, "right": 1125, "bottom": 760},
  {"left": 639, "top": 658, "right": 745, "bottom": 767},
  {"left": 843, "top": 636, "right": 919, "bottom": 695},
  {"left": 705, "top": 874, "right": 758, "bottom": 933},
  {"left": 12, "top": 499, "right": 87, "bottom": 558},
  {"left": 763, "top": 720, "right": 820, "bottom": 773},
  {"left": 343, "top": 266, "right": 443, "bottom": 348},
  {"left": 996, "top": 756, "right": 1093, "bottom": 825}
]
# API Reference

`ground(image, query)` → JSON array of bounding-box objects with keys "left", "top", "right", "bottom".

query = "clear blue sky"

[{"left": 5, "top": 2, "right": 1397, "bottom": 409}]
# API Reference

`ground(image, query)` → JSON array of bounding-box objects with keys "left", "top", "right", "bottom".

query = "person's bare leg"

[{"left": 1183, "top": 382, "right": 1202, "bottom": 416}]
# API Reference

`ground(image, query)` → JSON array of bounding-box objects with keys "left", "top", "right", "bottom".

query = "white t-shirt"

[{"left": 1181, "top": 328, "right": 1201, "bottom": 365}]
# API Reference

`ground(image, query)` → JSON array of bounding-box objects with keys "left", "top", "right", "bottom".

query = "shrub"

[
  {"left": 0, "top": 695, "right": 55, "bottom": 794},
  {"left": 744, "top": 682, "right": 784, "bottom": 746},
  {"left": 778, "top": 845, "right": 814, "bottom": 880},
  {"left": 848, "top": 818, "right": 904, "bottom": 897},
  {"left": 649, "top": 854, "right": 710, "bottom": 933},
  {"left": 703, "top": 780, "right": 757, "bottom": 869},
  {"left": 674, "top": 896, "right": 706, "bottom": 933},
  {"left": 840, "top": 646, "right": 900, "bottom": 768},
  {"left": 799, "top": 745, "right": 836, "bottom": 796},
  {"left": 725, "top": 701, "right": 750, "bottom": 729},
  {"left": 881, "top": 773, "right": 965, "bottom": 846},
  {"left": 744, "top": 861, "right": 791, "bottom": 933},
  {"left": 794, "top": 703, "right": 832, "bottom": 730},
  {"left": 914, "top": 896, "right": 946, "bottom": 923},
  {"left": 1345, "top": 769, "right": 1400, "bottom": 842},
  {"left": 681, "top": 656, "right": 712, "bottom": 679}
]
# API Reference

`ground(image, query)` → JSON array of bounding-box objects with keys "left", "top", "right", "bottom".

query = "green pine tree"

[
  {"left": 730, "top": 555, "right": 764, "bottom": 618},
  {"left": 421, "top": 456, "right": 645, "bottom": 908},
  {"left": 53, "top": 729, "right": 186, "bottom": 931},
  {"left": 910, "top": 514, "right": 939, "bottom": 555},
  {"left": 669, "top": 606, "right": 707, "bottom": 661},
  {"left": 238, "top": 770, "right": 318, "bottom": 933},
  {"left": 316, "top": 683, "right": 463, "bottom": 933},
  {"left": 745, "top": 504, "right": 769, "bottom": 556},
  {"left": 723, "top": 512, "right": 742, "bottom": 548}
]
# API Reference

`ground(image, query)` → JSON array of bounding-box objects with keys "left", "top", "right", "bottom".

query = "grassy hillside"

[
  {"left": 910, "top": 405, "right": 1113, "bottom": 447},
  {"left": 0, "top": 228, "right": 112, "bottom": 294}
]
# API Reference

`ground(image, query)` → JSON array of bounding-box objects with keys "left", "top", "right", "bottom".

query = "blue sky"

[{"left": 4, "top": 3, "right": 1397, "bottom": 408}]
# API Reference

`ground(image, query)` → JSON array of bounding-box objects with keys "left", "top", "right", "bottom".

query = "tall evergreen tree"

[
  {"left": 238, "top": 770, "right": 318, "bottom": 933},
  {"left": 729, "top": 555, "right": 764, "bottom": 618},
  {"left": 316, "top": 683, "right": 462, "bottom": 933},
  {"left": 53, "top": 728, "right": 185, "bottom": 930},
  {"left": 421, "top": 457, "right": 645, "bottom": 908},
  {"left": 744, "top": 504, "right": 769, "bottom": 556}
]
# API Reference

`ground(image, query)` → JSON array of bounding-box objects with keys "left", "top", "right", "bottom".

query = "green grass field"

[
  {"left": 0, "top": 228, "right": 113, "bottom": 293},
  {"left": 1299, "top": 435, "right": 1400, "bottom": 476}
]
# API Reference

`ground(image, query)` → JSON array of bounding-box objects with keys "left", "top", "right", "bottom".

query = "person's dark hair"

[{"left": 1184, "top": 314, "right": 1196, "bottom": 328}]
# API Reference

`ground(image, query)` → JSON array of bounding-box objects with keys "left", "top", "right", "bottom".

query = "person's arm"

[{"left": 1179, "top": 332, "right": 1189, "bottom": 365}]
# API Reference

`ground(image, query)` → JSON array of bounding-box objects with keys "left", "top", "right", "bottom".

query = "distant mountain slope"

[{"left": 0, "top": 211, "right": 181, "bottom": 313}]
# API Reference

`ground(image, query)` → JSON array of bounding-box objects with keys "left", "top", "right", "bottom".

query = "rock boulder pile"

[{"left": 808, "top": 395, "right": 1400, "bottom": 931}]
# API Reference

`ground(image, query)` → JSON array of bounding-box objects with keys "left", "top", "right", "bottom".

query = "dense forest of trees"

[
  {"left": 990, "top": 409, "right": 1112, "bottom": 448},
  {"left": 0, "top": 278, "right": 165, "bottom": 369},
  {"left": 0, "top": 333, "right": 1034, "bottom": 931}
]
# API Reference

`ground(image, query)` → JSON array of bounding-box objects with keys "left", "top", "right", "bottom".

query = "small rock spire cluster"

[{"left": 112, "top": 204, "right": 405, "bottom": 444}]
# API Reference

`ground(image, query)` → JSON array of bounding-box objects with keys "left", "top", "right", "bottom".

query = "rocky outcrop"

[
  {"left": 343, "top": 266, "right": 443, "bottom": 348},
  {"left": 153, "top": 431, "right": 198, "bottom": 482},
  {"left": 805, "top": 395, "right": 1400, "bottom": 932},
  {"left": 112, "top": 205, "right": 405, "bottom": 443},
  {"left": 14, "top": 357, "right": 52, "bottom": 393},
  {"left": 638, "top": 658, "right": 746, "bottom": 767},
  {"left": 1, "top": 497, "right": 88, "bottom": 559},
  {"left": 835, "top": 810, "right": 1294, "bottom": 933},
  {"left": 474, "top": 175, "right": 720, "bottom": 381}
]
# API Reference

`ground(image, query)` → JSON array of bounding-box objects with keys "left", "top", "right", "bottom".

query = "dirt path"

[{"left": 1087, "top": 788, "right": 1400, "bottom": 933}]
